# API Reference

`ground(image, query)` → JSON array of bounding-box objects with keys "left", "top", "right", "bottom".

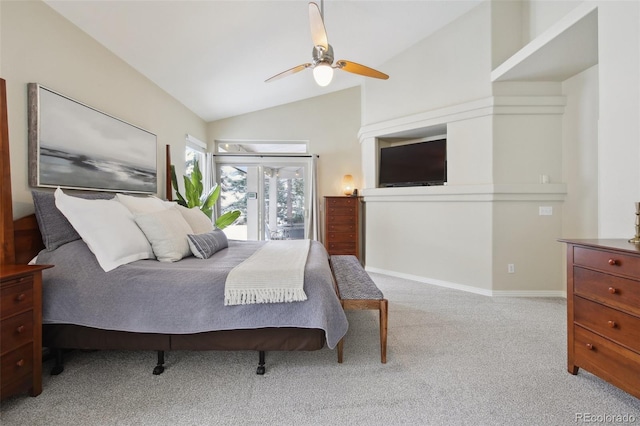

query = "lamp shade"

[
  {"left": 342, "top": 174, "right": 354, "bottom": 195},
  {"left": 313, "top": 63, "right": 334, "bottom": 86}
]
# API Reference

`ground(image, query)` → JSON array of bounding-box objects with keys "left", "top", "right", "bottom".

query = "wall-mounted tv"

[{"left": 378, "top": 139, "right": 446, "bottom": 187}]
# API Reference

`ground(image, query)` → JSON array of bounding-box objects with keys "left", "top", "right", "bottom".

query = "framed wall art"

[{"left": 28, "top": 83, "right": 157, "bottom": 193}]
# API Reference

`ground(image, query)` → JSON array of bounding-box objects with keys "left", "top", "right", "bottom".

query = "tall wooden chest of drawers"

[
  {"left": 561, "top": 239, "right": 640, "bottom": 399},
  {"left": 324, "top": 196, "right": 361, "bottom": 260},
  {"left": 1, "top": 264, "right": 51, "bottom": 400}
]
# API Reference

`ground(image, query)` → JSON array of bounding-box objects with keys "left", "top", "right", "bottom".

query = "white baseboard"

[{"left": 364, "top": 266, "right": 566, "bottom": 298}]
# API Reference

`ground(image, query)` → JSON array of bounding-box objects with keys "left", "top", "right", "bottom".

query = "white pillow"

[
  {"left": 54, "top": 188, "right": 155, "bottom": 272},
  {"left": 176, "top": 205, "right": 214, "bottom": 234},
  {"left": 115, "top": 193, "right": 168, "bottom": 214},
  {"left": 134, "top": 207, "right": 194, "bottom": 262}
]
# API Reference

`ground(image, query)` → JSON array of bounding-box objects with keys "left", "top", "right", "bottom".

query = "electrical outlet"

[
  {"left": 539, "top": 206, "right": 553, "bottom": 216},
  {"left": 508, "top": 264, "right": 515, "bottom": 273}
]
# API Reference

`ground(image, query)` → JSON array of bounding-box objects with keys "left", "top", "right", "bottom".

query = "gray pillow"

[
  {"left": 187, "top": 229, "right": 229, "bottom": 259},
  {"left": 32, "top": 190, "right": 115, "bottom": 251}
]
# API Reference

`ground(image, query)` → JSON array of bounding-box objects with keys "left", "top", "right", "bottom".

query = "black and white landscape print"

[{"left": 30, "top": 85, "right": 157, "bottom": 193}]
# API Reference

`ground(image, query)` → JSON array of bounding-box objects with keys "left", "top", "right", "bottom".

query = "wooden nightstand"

[{"left": 1, "top": 264, "right": 52, "bottom": 400}]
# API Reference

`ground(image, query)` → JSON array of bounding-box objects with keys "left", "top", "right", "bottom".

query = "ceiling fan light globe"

[{"left": 313, "top": 63, "right": 334, "bottom": 86}]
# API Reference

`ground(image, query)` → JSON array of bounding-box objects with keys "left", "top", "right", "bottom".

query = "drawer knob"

[
  {"left": 16, "top": 359, "right": 25, "bottom": 367},
  {"left": 15, "top": 293, "right": 26, "bottom": 302},
  {"left": 608, "top": 258, "right": 618, "bottom": 266},
  {"left": 585, "top": 343, "right": 594, "bottom": 350},
  {"left": 607, "top": 320, "right": 617, "bottom": 328},
  {"left": 608, "top": 287, "right": 617, "bottom": 294},
  {"left": 16, "top": 325, "right": 26, "bottom": 333}
]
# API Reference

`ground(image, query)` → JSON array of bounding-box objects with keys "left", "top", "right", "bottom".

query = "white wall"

[
  {"left": 362, "top": 2, "right": 492, "bottom": 125},
  {"left": 1, "top": 1, "right": 207, "bottom": 218},
  {"left": 208, "top": 87, "right": 362, "bottom": 200}
]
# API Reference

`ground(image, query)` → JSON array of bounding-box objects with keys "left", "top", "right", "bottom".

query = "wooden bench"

[{"left": 329, "top": 255, "right": 388, "bottom": 363}]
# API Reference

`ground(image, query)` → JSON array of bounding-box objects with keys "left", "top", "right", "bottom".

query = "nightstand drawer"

[
  {"left": 574, "top": 296, "right": 640, "bottom": 353},
  {"left": 574, "top": 267, "right": 640, "bottom": 317},
  {"left": 0, "top": 343, "right": 33, "bottom": 387},
  {"left": 1, "top": 278, "right": 33, "bottom": 319},
  {"left": 1, "top": 311, "right": 34, "bottom": 355},
  {"left": 574, "top": 246, "right": 640, "bottom": 279}
]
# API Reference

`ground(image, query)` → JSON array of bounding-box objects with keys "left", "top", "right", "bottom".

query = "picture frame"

[{"left": 28, "top": 83, "right": 157, "bottom": 193}]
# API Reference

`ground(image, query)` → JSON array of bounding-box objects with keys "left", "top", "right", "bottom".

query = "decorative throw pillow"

[
  {"left": 187, "top": 229, "right": 229, "bottom": 259},
  {"left": 54, "top": 188, "right": 154, "bottom": 272},
  {"left": 115, "top": 193, "right": 168, "bottom": 214},
  {"left": 134, "top": 206, "right": 194, "bottom": 262},
  {"left": 32, "top": 190, "right": 115, "bottom": 251},
  {"left": 177, "top": 205, "right": 214, "bottom": 234}
]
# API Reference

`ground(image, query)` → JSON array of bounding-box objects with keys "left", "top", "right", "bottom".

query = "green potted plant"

[{"left": 170, "top": 159, "right": 240, "bottom": 229}]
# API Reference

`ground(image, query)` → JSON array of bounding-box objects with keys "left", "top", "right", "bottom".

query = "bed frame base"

[{"left": 257, "top": 351, "right": 266, "bottom": 375}]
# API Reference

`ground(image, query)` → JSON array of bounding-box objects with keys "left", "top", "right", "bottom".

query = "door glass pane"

[
  {"left": 219, "top": 162, "right": 307, "bottom": 241},
  {"left": 264, "top": 166, "right": 305, "bottom": 240},
  {"left": 219, "top": 165, "right": 248, "bottom": 240}
]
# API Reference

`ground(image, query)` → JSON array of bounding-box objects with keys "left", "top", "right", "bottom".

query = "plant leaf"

[
  {"left": 215, "top": 210, "right": 241, "bottom": 230},
  {"left": 170, "top": 165, "right": 187, "bottom": 207}
]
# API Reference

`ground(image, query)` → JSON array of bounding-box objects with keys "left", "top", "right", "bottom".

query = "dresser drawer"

[
  {"left": 574, "top": 326, "right": 640, "bottom": 399},
  {"left": 326, "top": 223, "right": 357, "bottom": 233},
  {"left": 326, "top": 197, "right": 358, "bottom": 208},
  {"left": 1, "top": 278, "right": 34, "bottom": 319},
  {"left": 0, "top": 343, "right": 33, "bottom": 387},
  {"left": 325, "top": 214, "right": 356, "bottom": 225},
  {"left": 574, "top": 267, "right": 640, "bottom": 317},
  {"left": 326, "top": 207, "right": 356, "bottom": 217},
  {"left": 326, "top": 232, "right": 357, "bottom": 243},
  {"left": 574, "top": 297, "right": 640, "bottom": 353},
  {"left": 574, "top": 246, "right": 640, "bottom": 279},
  {"left": 326, "top": 242, "right": 356, "bottom": 254}
]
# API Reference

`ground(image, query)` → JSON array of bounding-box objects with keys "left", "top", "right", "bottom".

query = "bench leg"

[
  {"left": 380, "top": 299, "right": 388, "bottom": 363},
  {"left": 337, "top": 338, "right": 344, "bottom": 363}
]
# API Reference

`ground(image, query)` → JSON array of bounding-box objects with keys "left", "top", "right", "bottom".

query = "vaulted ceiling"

[{"left": 45, "top": 0, "right": 482, "bottom": 122}]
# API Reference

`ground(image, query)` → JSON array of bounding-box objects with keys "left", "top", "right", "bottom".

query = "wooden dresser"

[
  {"left": 561, "top": 239, "right": 640, "bottom": 399},
  {"left": 1, "top": 264, "right": 52, "bottom": 400},
  {"left": 324, "top": 196, "right": 361, "bottom": 260}
]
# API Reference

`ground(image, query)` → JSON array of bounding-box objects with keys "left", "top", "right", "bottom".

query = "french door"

[{"left": 216, "top": 156, "right": 311, "bottom": 241}]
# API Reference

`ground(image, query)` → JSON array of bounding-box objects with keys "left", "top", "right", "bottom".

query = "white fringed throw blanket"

[{"left": 224, "top": 239, "right": 310, "bottom": 306}]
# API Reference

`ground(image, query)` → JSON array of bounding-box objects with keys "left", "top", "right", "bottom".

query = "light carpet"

[{"left": 1, "top": 272, "right": 639, "bottom": 425}]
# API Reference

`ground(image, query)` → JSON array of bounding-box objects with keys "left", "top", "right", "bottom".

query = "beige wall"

[
  {"left": 1, "top": 1, "right": 207, "bottom": 218},
  {"left": 208, "top": 87, "right": 362, "bottom": 200}
]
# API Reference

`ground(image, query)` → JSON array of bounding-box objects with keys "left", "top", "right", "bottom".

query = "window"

[{"left": 185, "top": 134, "right": 206, "bottom": 177}]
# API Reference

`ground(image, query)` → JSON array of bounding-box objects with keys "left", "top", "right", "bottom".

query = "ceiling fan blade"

[
  {"left": 265, "top": 63, "right": 312, "bottom": 83},
  {"left": 309, "top": 2, "right": 328, "bottom": 50},
  {"left": 336, "top": 60, "right": 389, "bottom": 80}
]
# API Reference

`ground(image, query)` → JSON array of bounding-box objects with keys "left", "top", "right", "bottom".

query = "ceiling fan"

[{"left": 265, "top": 1, "right": 389, "bottom": 86}]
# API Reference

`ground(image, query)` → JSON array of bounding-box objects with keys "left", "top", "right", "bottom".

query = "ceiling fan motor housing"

[{"left": 312, "top": 44, "right": 334, "bottom": 67}]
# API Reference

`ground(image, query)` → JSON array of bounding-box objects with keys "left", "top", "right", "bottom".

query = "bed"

[
  {"left": 9, "top": 180, "right": 347, "bottom": 376},
  {"left": 14, "top": 197, "right": 347, "bottom": 375}
]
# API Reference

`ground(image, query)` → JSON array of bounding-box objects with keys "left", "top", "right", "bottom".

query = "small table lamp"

[{"left": 342, "top": 174, "right": 354, "bottom": 196}]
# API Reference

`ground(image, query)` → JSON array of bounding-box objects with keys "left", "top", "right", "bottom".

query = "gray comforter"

[{"left": 37, "top": 239, "right": 348, "bottom": 349}]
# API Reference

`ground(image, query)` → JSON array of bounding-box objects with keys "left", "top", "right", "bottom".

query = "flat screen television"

[{"left": 378, "top": 139, "right": 446, "bottom": 187}]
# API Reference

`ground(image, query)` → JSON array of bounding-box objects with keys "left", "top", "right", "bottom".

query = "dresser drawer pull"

[
  {"left": 607, "top": 320, "right": 617, "bottom": 328},
  {"left": 608, "top": 258, "right": 618, "bottom": 266},
  {"left": 16, "top": 325, "right": 26, "bottom": 333},
  {"left": 16, "top": 359, "right": 25, "bottom": 367},
  {"left": 585, "top": 343, "right": 594, "bottom": 350},
  {"left": 15, "top": 293, "right": 26, "bottom": 302},
  {"left": 608, "top": 287, "right": 617, "bottom": 294}
]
